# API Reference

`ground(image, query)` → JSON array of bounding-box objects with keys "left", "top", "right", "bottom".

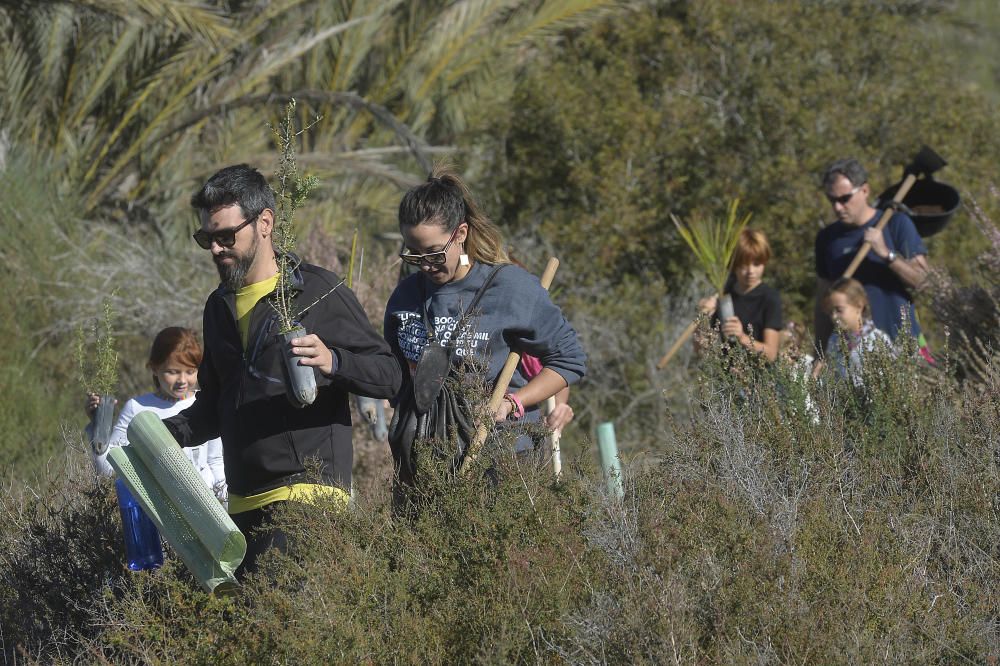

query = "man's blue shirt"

[{"left": 815, "top": 211, "right": 927, "bottom": 340}]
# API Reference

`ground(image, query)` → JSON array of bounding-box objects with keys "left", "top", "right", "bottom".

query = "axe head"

[{"left": 904, "top": 145, "right": 947, "bottom": 178}]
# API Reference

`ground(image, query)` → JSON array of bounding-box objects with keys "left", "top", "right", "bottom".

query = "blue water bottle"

[{"left": 114, "top": 478, "right": 164, "bottom": 571}]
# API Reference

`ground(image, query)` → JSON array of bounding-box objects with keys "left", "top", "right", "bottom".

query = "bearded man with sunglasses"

[
  {"left": 813, "top": 158, "right": 929, "bottom": 354},
  {"left": 164, "top": 164, "right": 401, "bottom": 580}
]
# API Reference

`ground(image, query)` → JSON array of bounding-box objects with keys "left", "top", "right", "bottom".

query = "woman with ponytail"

[{"left": 384, "top": 168, "right": 586, "bottom": 485}]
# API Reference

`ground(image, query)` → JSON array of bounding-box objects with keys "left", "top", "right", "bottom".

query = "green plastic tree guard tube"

[
  {"left": 596, "top": 421, "right": 624, "bottom": 501},
  {"left": 107, "top": 411, "right": 245, "bottom": 593}
]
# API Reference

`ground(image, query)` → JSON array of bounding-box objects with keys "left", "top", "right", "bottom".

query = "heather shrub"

[
  {"left": 3, "top": 341, "right": 997, "bottom": 663},
  {"left": 926, "top": 191, "right": 1000, "bottom": 384},
  {"left": 0, "top": 437, "right": 123, "bottom": 659}
]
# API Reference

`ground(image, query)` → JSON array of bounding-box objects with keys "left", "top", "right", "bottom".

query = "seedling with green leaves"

[
  {"left": 75, "top": 299, "right": 120, "bottom": 452},
  {"left": 671, "top": 198, "right": 751, "bottom": 297},
  {"left": 657, "top": 199, "right": 751, "bottom": 369},
  {"left": 75, "top": 299, "right": 119, "bottom": 397},
  {"left": 269, "top": 99, "right": 321, "bottom": 334}
]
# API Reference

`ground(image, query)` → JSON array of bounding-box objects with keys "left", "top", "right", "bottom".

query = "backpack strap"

[
  {"left": 419, "top": 264, "right": 506, "bottom": 343},
  {"left": 466, "top": 265, "right": 505, "bottom": 314}
]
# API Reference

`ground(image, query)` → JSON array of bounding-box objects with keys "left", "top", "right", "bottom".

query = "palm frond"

[
  {"left": 0, "top": 0, "right": 624, "bottom": 228},
  {"left": 231, "top": 17, "right": 373, "bottom": 96},
  {"left": 672, "top": 199, "right": 751, "bottom": 295},
  {"left": 67, "top": 0, "right": 235, "bottom": 46},
  {"left": 395, "top": 0, "right": 617, "bottom": 134},
  {"left": 66, "top": 23, "right": 141, "bottom": 130}
]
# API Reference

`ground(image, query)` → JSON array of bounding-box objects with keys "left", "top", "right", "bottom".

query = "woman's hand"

[
  {"left": 290, "top": 334, "right": 336, "bottom": 376},
  {"left": 545, "top": 403, "right": 574, "bottom": 431},
  {"left": 493, "top": 398, "right": 514, "bottom": 422},
  {"left": 358, "top": 398, "right": 378, "bottom": 425}
]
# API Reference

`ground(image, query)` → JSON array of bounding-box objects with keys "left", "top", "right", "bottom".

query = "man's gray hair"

[{"left": 822, "top": 158, "right": 868, "bottom": 189}]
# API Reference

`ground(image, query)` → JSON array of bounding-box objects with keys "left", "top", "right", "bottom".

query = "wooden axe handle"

[
  {"left": 459, "top": 257, "right": 560, "bottom": 476},
  {"left": 842, "top": 173, "right": 916, "bottom": 279}
]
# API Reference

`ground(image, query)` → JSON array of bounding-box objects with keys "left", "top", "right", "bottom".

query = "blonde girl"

[{"left": 812, "top": 278, "right": 894, "bottom": 384}]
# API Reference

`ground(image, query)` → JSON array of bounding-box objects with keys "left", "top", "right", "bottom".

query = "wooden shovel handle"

[
  {"left": 842, "top": 173, "right": 916, "bottom": 279},
  {"left": 538, "top": 258, "right": 559, "bottom": 291},
  {"left": 458, "top": 257, "right": 559, "bottom": 476},
  {"left": 656, "top": 319, "right": 698, "bottom": 370}
]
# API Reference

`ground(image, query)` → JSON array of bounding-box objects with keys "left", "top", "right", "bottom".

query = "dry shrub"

[
  {"left": 925, "top": 189, "right": 1000, "bottom": 384},
  {"left": 2, "top": 344, "right": 998, "bottom": 663}
]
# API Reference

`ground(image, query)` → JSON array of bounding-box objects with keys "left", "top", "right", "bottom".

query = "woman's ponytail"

[{"left": 398, "top": 166, "right": 509, "bottom": 265}]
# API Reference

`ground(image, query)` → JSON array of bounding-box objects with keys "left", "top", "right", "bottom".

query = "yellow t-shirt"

[
  {"left": 236, "top": 274, "right": 279, "bottom": 349},
  {"left": 228, "top": 484, "right": 350, "bottom": 514}
]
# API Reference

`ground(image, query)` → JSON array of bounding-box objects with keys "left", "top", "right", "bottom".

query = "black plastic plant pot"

[
  {"left": 281, "top": 326, "right": 317, "bottom": 408},
  {"left": 877, "top": 178, "right": 960, "bottom": 238},
  {"left": 91, "top": 394, "right": 116, "bottom": 455}
]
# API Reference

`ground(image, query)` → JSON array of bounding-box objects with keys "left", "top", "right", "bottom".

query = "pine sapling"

[
  {"left": 268, "top": 99, "right": 339, "bottom": 408},
  {"left": 75, "top": 299, "right": 119, "bottom": 397},
  {"left": 269, "top": 98, "right": 321, "bottom": 334},
  {"left": 75, "top": 299, "right": 120, "bottom": 452}
]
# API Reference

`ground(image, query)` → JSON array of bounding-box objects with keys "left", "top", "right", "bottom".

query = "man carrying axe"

[{"left": 813, "top": 158, "right": 929, "bottom": 354}]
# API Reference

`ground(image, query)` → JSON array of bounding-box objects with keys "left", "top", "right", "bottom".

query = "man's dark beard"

[{"left": 215, "top": 242, "right": 256, "bottom": 291}]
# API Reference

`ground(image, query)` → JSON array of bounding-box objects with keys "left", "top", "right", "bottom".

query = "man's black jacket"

[{"left": 165, "top": 259, "right": 401, "bottom": 496}]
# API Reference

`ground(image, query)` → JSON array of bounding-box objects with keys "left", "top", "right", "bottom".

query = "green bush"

[
  {"left": 469, "top": 0, "right": 1000, "bottom": 325},
  {"left": 3, "top": 341, "right": 996, "bottom": 662},
  {"left": 3, "top": 1, "right": 1000, "bottom": 660}
]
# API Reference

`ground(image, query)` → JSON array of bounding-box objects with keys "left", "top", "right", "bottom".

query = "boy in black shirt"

[{"left": 697, "top": 229, "right": 783, "bottom": 362}]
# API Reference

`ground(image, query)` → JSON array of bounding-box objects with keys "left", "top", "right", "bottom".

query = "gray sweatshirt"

[{"left": 384, "top": 262, "right": 586, "bottom": 414}]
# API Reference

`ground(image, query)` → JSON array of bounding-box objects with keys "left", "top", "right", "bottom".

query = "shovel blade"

[{"left": 412, "top": 342, "right": 452, "bottom": 414}]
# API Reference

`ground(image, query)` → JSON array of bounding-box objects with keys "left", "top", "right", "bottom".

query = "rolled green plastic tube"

[
  {"left": 596, "top": 421, "right": 624, "bottom": 501},
  {"left": 108, "top": 411, "right": 245, "bottom": 593}
]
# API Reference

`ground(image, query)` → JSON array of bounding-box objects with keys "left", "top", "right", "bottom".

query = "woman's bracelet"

[{"left": 504, "top": 393, "right": 525, "bottom": 421}]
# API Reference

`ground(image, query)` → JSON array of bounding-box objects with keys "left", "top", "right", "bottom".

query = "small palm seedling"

[
  {"left": 656, "top": 199, "right": 751, "bottom": 369},
  {"left": 75, "top": 299, "right": 119, "bottom": 453},
  {"left": 672, "top": 198, "right": 751, "bottom": 299},
  {"left": 673, "top": 199, "right": 751, "bottom": 334}
]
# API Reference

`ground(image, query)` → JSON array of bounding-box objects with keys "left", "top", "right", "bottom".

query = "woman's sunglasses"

[
  {"left": 399, "top": 228, "right": 458, "bottom": 266},
  {"left": 192, "top": 212, "right": 259, "bottom": 250}
]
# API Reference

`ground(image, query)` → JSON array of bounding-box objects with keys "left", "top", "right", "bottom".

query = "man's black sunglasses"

[
  {"left": 825, "top": 184, "right": 863, "bottom": 206},
  {"left": 192, "top": 212, "right": 259, "bottom": 250}
]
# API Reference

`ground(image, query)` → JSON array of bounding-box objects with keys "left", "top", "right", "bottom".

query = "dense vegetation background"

[{"left": 1, "top": 0, "right": 998, "bottom": 661}]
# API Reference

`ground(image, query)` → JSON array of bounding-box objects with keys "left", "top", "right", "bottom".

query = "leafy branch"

[
  {"left": 269, "top": 99, "right": 321, "bottom": 333},
  {"left": 74, "top": 298, "right": 119, "bottom": 396}
]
